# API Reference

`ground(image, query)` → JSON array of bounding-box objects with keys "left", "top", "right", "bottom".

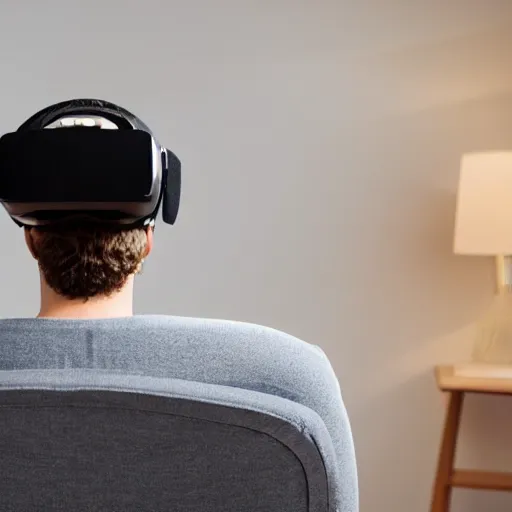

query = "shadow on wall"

[
  {"left": 355, "top": 369, "right": 444, "bottom": 508},
  {"left": 341, "top": 27, "right": 512, "bottom": 512},
  {"left": 330, "top": 88, "right": 512, "bottom": 366}
]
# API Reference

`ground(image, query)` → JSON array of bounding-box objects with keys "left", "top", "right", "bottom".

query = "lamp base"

[{"left": 472, "top": 291, "right": 512, "bottom": 364}]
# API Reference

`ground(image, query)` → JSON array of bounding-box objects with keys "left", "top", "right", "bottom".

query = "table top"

[{"left": 436, "top": 364, "right": 512, "bottom": 394}]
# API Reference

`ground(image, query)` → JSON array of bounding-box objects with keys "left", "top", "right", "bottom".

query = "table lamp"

[{"left": 454, "top": 151, "right": 512, "bottom": 365}]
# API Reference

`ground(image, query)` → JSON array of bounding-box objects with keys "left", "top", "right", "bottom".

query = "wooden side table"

[{"left": 431, "top": 364, "right": 512, "bottom": 512}]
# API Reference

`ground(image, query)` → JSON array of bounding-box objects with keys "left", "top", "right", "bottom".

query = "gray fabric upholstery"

[{"left": 0, "top": 315, "right": 358, "bottom": 511}]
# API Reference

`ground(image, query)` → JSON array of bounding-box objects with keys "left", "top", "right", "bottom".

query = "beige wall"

[{"left": 1, "top": 1, "right": 512, "bottom": 510}]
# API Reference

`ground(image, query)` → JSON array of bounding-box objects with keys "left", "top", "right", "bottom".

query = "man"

[{"left": 0, "top": 99, "right": 358, "bottom": 511}]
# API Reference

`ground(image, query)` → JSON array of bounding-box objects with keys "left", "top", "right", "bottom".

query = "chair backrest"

[{"left": 0, "top": 369, "right": 343, "bottom": 512}]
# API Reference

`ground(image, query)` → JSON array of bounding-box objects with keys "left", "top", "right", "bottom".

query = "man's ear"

[
  {"left": 144, "top": 226, "right": 154, "bottom": 258},
  {"left": 24, "top": 228, "right": 38, "bottom": 260}
]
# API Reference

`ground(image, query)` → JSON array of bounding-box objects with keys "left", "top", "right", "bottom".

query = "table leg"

[{"left": 430, "top": 391, "right": 464, "bottom": 512}]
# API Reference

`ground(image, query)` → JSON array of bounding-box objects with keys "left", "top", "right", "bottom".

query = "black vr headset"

[{"left": 0, "top": 99, "right": 181, "bottom": 228}]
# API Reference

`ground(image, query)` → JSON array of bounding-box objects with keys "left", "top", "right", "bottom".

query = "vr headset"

[{"left": 0, "top": 99, "right": 181, "bottom": 228}]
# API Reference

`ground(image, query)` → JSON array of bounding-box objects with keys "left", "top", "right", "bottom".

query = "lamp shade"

[{"left": 454, "top": 152, "right": 512, "bottom": 255}]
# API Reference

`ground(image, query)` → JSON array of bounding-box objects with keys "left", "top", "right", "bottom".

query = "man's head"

[
  {"left": 0, "top": 99, "right": 180, "bottom": 317},
  {"left": 24, "top": 224, "right": 153, "bottom": 301}
]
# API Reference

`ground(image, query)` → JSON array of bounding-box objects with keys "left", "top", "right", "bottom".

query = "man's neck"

[{"left": 38, "top": 276, "right": 135, "bottom": 319}]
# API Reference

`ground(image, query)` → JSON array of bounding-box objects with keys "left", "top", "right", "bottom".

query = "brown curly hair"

[{"left": 26, "top": 225, "right": 149, "bottom": 300}]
